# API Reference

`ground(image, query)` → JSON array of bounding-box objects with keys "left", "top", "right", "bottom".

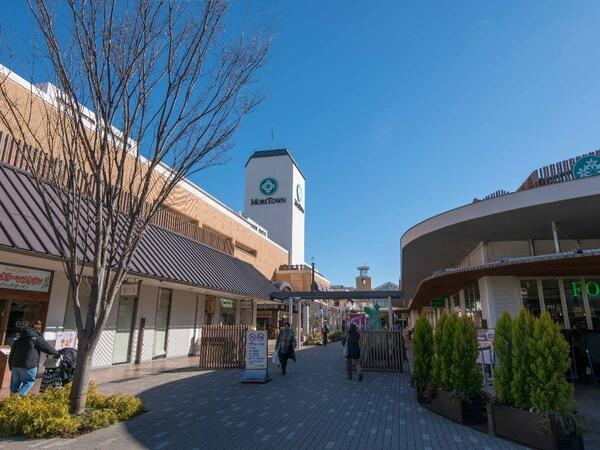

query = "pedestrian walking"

[
  {"left": 9, "top": 320, "right": 60, "bottom": 396},
  {"left": 275, "top": 322, "right": 296, "bottom": 375},
  {"left": 321, "top": 323, "right": 330, "bottom": 347},
  {"left": 342, "top": 323, "right": 363, "bottom": 381}
]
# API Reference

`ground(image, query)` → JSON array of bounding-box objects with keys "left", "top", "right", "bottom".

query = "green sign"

[
  {"left": 431, "top": 298, "right": 445, "bottom": 308},
  {"left": 571, "top": 281, "right": 600, "bottom": 298},
  {"left": 259, "top": 177, "right": 278, "bottom": 196},
  {"left": 572, "top": 156, "right": 600, "bottom": 179}
]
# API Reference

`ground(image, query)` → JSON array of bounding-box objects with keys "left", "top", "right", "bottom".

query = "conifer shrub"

[
  {"left": 510, "top": 308, "right": 536, "bottom": 410},
  {"left": 433, "top": 313, "right": 458, "bottom": 391},
  {"left": 493, "top": 311, "right": 513, "bottom": 405},
  {"left": 529, "top": 312, "right": 573, "bottom": 414},
  {"left": 449, "top": 316, "right": 482, "bottom": 400},
  {"left": 412, "top": 313, "right": 434, "bottom": 391}
]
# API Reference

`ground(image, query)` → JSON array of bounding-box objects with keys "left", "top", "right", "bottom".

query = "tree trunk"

[{"left": 69, "top": 335, "right": 95, "bottom": 415}]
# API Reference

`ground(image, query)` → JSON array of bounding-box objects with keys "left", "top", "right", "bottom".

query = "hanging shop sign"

[
  {"left": 431, "top": 298, "right": 445, "bottom": 308},
  {"left": 571, "top": 281, "right": 600, "bottom": 298},
  {"left": 241, "top": 300, "right": 253, "bottom": 309},
  {"left": 572, "top": 155, "right": 600, "bottom": 179},
  {"left": 120, "top": 282, "right": 138, "bottom": 297},
  {"left": 0, "top": 263, "right": 51, "bottom": 292},
  {"left": 221, "top": 298, "right": 234, "bottom": 308}
]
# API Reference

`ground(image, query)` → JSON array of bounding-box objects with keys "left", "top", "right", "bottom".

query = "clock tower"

[{"left": 244, "top": 149, "right": 305, "bottom": 265}]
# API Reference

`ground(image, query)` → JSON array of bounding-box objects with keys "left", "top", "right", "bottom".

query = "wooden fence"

[
  {"left": 198, "top": 325, "right": 248, "bottom": 369},
  {"left": 360, "top": 330, "right": 404, "bottom": 372}
]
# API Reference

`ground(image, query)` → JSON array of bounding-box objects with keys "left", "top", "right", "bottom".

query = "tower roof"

[{"left": 245, "top": 148, "right": 305, "bottom": 179}]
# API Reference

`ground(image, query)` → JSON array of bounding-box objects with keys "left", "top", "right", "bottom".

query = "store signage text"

[
  {"left": 0, "top": 264, "right": 51, "bottom": 292},
  {"left": 431, "top": 298, "right": 445, "bottom": 308},
  {"left": 294, "top": 199, "right": 304, "bottom": 213},
  {"left": 571, "top": 281, "right": 600, "bottom": 298},
  {"left": 250, "top": 197, "right": 287, "bottom": 205}
]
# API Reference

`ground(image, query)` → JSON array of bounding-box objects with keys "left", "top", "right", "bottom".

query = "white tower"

[{"left": 244, "top": 149, "right": 305, "bottom": 265}]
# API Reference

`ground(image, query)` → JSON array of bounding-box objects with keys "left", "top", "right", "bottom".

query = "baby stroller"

[{"left": 40, "top": 348, "right": 78, "bottom": 392}]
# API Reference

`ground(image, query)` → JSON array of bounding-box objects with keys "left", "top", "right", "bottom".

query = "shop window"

[
  {"left": 205, "top": 296, "right": 215, "bottom": 325},
  {"left": 583, "top": 279, "right": 600, "bottom": 331},
  {"left": 240, "top": 300, "right": 253, "bottom": 325},
  {"left": 451, "top": 293, "right": 460, "bottom": 315},
  {"left": 541, "top": 279, "right": 565, "bottom": 326},
  {"left": 1, "top": 301, "right": 45, "bottom": 345},
  {"left": 562, "top": 280, "right": 589, "bottom": 330},
  {"left": 220, "top": 298, "right": 236, "bottom": 325},
  {"left": 63, "top": 279, "right": 92, "bottom": 331},
  {"left": 520, "top": 279, "right": 541, "bottom": 317}
]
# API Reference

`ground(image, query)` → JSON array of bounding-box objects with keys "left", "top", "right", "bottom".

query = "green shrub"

[
  {"left": 493, "top": 311, "right": 513, "bottom": 405},
  {"left": 303, "top": 334, "right": 322, "bottom": 345},
  {"left": 529, "top": 312, "right": 573, "bottom": 414},
  {"left": 0, "top": 383, "right": 143, "bottom": 438},
  {"left": 433, "top": 313, "right": 457, "bottom": 391},
  {"left": 328, "top": 330, "right": 343, "bottom": 342},
  {"left": 412, "top": 313, "right": 434, "bottom": 391},
  {"left": 510, "top": 308, "right": 536, "bottom": 410},
  {"left": 449, "top": 316, "right": 482, "bottom": 400}
]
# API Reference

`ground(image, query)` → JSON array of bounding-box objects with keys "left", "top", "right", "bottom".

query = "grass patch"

[{"left": 0, "top": 382, "right": 143, "bottom": 438}]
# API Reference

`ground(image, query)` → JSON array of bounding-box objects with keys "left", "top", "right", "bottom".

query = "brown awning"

[{"left": 410, "top": 250, "right": 600, "bottom": 310}]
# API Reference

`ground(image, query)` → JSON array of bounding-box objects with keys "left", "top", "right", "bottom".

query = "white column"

[
  {"left": 552, "top": 221, "right": 561, "bottom": 253},
  {"left": 459, "top": 289, "right": 467, "bottom": 317}
]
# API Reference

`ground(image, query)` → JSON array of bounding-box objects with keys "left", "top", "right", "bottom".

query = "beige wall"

[
  {"left": 273, "top": 270, "right": 330, "bottom": 292},
  {"left": 0, "top": 70, "right": 289, "bottom": 279}
]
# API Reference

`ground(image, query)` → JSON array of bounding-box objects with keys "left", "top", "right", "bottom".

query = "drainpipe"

[{"left": 551, "top": 221, "right": 561, "bottom": 253}]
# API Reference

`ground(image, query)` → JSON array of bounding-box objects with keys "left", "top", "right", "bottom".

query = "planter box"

[
  {"left": 415, "top": 385, "right": 432, "bottom": 409},
  {"left": 429, "top": 389, "right": 486, "bottom": 425},
  {"left": 493, "top": 404, "right": 584, "bottom": 450}
]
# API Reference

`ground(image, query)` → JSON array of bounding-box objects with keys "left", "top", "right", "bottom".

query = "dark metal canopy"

[{"left": 270, "top": 290, "right": 404, "bottom": 301}]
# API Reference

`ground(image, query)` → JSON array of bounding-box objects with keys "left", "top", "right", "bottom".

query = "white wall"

[
  {"left": 166, "top": 290, "right": 197, "bottom": 358},
  {"left": 487, "top": 241, "right": 531, "bottom": 262},
  {"left": 244, "top": 152, "right": 305, "bottom": 264},
  {"left": 482, "top": 276, "right": 521, "bottom": 326}
]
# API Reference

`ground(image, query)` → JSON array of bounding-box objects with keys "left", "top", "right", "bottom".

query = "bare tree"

[{"left": 0, "top": 0, "right": 269, "bottom": 414}]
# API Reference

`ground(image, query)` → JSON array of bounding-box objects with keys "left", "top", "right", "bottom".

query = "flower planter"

[
  {"left": 429, "top": 389, "right": 486, "bottom": 425},
  {"left": 493, "top": 404, "right": 584, "bottom": 450}
]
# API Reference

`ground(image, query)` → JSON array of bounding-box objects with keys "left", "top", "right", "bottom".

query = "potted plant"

[
  {"left": 412, "top": 313, "right": 434, "bottom": 405},
  {"left": 492, "top": 310, "right": 585, "bottom": 450},
  {"left": 429, "top": 314, "right": 486, "bottom": 424}
]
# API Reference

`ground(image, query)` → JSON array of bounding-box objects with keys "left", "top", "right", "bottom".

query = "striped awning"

[{"left": 0, "top": 162, "right": 277, "bottom": 300}]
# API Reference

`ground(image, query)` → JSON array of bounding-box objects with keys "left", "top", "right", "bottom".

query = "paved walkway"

[{"left": 1, "top": 344, "right": 521, "bottom": 450}]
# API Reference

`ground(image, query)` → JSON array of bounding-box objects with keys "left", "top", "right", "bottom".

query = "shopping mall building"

[
  {"left": 401, "top": 153, "right": 600, "bottom": 377},
  {"left": 0, "top": 65, "right": 328, "bottom": 378}
]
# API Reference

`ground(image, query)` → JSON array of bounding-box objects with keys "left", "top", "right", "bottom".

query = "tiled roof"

[{"left": 0, "top": 163, "right": 277, "bottom": 300}]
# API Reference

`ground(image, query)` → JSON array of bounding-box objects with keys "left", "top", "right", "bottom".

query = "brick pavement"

[{"left": 0, "top": 344, "right": 522, "bottom": 450}]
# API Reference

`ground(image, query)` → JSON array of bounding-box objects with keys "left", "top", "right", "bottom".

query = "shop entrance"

[
  {"left": 112, "top": 296, "right": 137, "bottom": 364},
  {"left": 0, "top": 299, "right": 48, "bottom": 345},
  {"left": 153, "top": 288, "right": 172, "bottom": 359}
]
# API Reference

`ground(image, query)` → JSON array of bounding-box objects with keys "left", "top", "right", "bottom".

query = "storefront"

[{"left": 0, "top": 263, "right": 53, "bottom": 388}]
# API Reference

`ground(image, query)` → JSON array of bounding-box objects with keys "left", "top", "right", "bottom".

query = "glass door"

[
  {"left": 153, "top": 289, "right": 172, "bottom": 358},
  {"left": 1, "top": 301, "right": 45, "bottom": 346},
  {"left": 112, "top": 296, "right": 137, "bottom": 364}
]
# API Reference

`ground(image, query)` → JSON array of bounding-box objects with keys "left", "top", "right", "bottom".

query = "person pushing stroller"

[{"left": 40, "top": 347, "right": 78, "bottom": 392}]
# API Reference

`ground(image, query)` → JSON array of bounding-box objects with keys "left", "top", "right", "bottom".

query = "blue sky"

[{"left": 4, "top": 1, "right": 600, "bottom": 287}]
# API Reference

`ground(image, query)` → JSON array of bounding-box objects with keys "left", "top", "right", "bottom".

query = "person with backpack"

[
  {"left": 321, "top": 323, "right": 330, "bottom": 347},
  {"left": 342, "top": 323, "right": 363, "bottom": 381},
  {"left": 8, "top": 320, "right": 60, "bottom": 396}
]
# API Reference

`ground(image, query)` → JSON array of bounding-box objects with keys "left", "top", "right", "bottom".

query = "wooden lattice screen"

[
  {"left": 198, "top": 325, "right": 248, "bottom": 369},
  {"left": 360, "top": 330, "right": 404, "bottom": 372}
]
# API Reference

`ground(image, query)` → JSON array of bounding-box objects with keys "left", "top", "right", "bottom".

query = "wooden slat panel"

[
  {"left": 198, "top": 324, "right": 248, "bottom": 369},
  {"left": 359, "top": 330, "right": 404, "bottom": 372}
]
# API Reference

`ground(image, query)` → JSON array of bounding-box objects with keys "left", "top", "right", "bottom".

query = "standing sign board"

[{"left": 241, "top": 330, "right": 271, "bottom": 383}]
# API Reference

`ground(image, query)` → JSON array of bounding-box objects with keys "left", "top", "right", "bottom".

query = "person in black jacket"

[
  {"left": 9, "top": 321, "right": 60, "bottom": 396},
  {"left": 342, "top": 323, "right": 363, "bottom": 381}
]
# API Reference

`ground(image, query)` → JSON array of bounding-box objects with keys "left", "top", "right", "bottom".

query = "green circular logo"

[
  {"left": 573, "top": 156, "right": 600, "bottom": 179},
  {"left": 296, "top": 184, "right": 303, "bottom": 203},
  {"left": 259, "top": 177, "right": 278, "bottom": 196}
]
